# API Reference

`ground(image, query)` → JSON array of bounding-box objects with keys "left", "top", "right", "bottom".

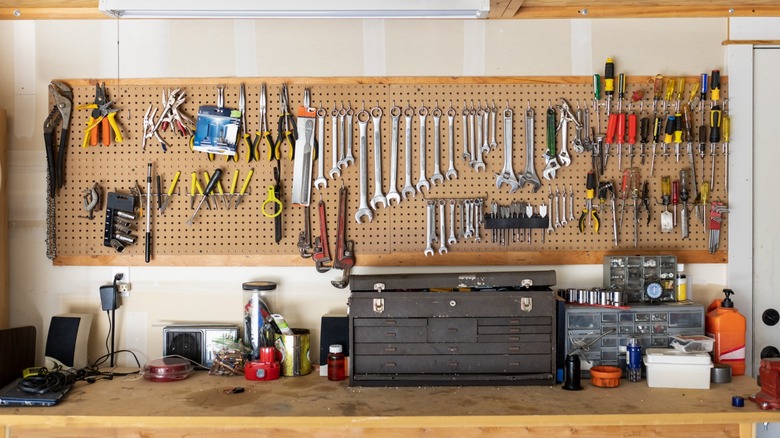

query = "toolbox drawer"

[
  {"left": 353, "top": 342, "right": 551, "bottom": 356},
  {"left": 427, "top": 318, "right": 477, "bottom": 343},
  {"left": 354, "top": 354, "right": 551, "bottom": 374},
  {"left": 354, "top": 325, "right": 427, "bottom": 343}
]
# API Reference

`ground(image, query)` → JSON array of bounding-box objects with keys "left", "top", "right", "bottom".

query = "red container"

[
  {"left": 244, "top": 347, "right": 280, "bottom": 381},
  {"left": 706, "top": 289, "right": 746, "bottom": 376}
]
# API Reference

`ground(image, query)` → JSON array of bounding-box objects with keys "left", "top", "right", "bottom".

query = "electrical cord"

[{"left": 17, "top": 366, "right": 76, "bottom": 394}]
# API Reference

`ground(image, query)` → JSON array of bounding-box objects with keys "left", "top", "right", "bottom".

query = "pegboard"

[{"left": 50, "top": 77, "right": 728, "bottom": 266}]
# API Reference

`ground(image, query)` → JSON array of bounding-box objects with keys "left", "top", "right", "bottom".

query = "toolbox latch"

[
  {"left": 520, "top": 297, "right": 533, "bottom": 312},
  {"left": 373, "top": 298, "right": 385, "bottom": 314},
  {"left": 520, "top": 278, "right": 533, "bottom": 289},
  {"left": 373, "top": 283, "right": 386, "bottom": 292}
]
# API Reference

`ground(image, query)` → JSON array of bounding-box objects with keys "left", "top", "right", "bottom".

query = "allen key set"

[{"left": 48, "top": 72, "right": 728, "bottom": 266}]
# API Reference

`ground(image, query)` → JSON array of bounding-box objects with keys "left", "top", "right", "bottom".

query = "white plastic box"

[{"left": 643, "top": 348, "right": 713, "bottom": 389}]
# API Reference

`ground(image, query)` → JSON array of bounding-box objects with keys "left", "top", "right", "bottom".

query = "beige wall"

[{"left": 0, "top": 18, "right": 730, "bottom": 367}]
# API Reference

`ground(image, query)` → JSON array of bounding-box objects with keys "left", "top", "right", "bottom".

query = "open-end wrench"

[
  {"left": 458, "top": 200, "right": 465, "bottom": 239},
  {"left": 473, "top": 105, "right": 486, "bottom": 172},
  {"left": 518, "top": 104, "right": 542, "bottom": 192},
  {"left": 430, "top": 104, "right": 445, "bottom": 185},
  {"left": 481, "top": 103, "right": 490, "bottom": 154},
  {"left": 468, "top": 103, "right": 477, "bottom": 167},
  {"left": 464, "top": 200, "right": 473, "bottom": 238},
  {"left": 448, "top": 199, "right": 457, "bottom": 245},
  {"left": 314, "top": 107, "right": 328, "bottom": 190},
  {"left": 474, "top": 199, "right": 483, "bottom": 243},
  {"left": 354, "top": 109, "right": 373, "bottom": 224},
  {"left": 343, "top": 104, "right": 355, "bottom": 167},
  {"left": 560, "top": 186, "right": 567, "bottom": 226},
  {"left": 569, "top": 184, "right": 576, "bottom": 222},
  {"left": 336, "top": 105, "right": 347, "bottom": 168},
  {"left": 401, "top": 104, "right": 416, "bottom": 199},
  {"left": 489, "top": 101, "right": 498, "bottom": 150},
  {"left": 461, "top": 103, "right": 470, "bottom": 162},
  {"left": 424, "top": 201, "right": 434, "bottom": 256},
  {"left": 542, "top": 201, "right": 553, "bottom": 237},
  {"left": 542, "top": 105, "right": 561, "bottom": 180},
  {"left": 369, "top": 105, "right": 387, "bottom": 210},
  {"left": 496, "top": 105, "right": 520, "bottom": 192},
  {"left": 552, "top": 186, "right": 561, "bottom": 228},
  {"left": 328, "top": 106, "right": 341, "bottom": 179},
  {"left": 438, "top": 200, "right": 448, "bottom": 254},
  {"left": 386, "top": 104, "right": 401, "bottom": 206},
  {"left": 416, "top": 104, "right": 431, "bottom": 194},
  {"left": 557, "top": 99, "right": 579, "bottom": 167},
  {"left": 446, "top": 104, "right": 458, "bottom": 180}
]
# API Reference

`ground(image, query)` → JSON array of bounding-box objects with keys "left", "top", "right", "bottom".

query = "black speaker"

[
  {"left": 44, "top": 314, "right": 93, "bottom": 370},
  {"left": 319, "top": 313, "right": 349, "bottom": 367}
]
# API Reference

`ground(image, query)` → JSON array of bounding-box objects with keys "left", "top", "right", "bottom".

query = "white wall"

[{"left": 0, "top": 18, "right": 732, "bottom": 368}]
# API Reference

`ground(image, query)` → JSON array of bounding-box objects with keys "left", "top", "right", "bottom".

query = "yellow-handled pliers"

[{"left": 274, "top": 84, "right": 296, "bottom": 160}]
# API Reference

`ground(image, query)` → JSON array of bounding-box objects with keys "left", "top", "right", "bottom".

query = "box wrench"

[
  {"left": 416, "top": 104, "right": 431, "bottom": 194},
  {"left": 430, "top": 104, "right": 445, "bottom": 185},
  {"left": 424, "top": 201, "right": 435, "bottom": 256},
  {"left": 401, "top": 104, "right": 416, "bottom": 200},
  {"left": 369, "top": 104, "right": 387, "bottom": 210},
  {"left": 355, "top": 108, "right": 373, "bottom": 223},
  {"left": 311, "top": 196, "right": 332, "bottom": 273},
  {"left": 331, "top": 185, "right": 355, "bottom": 289},
  {"left": 328, "top": 106, "right": 341, "bottom": 180},
  {"left": 473, "top": 105, "right": 486, "bottom": 172},
  {"left": 386, "top": 104, "right": 402, "bottom": 206},
  {"left": 518, "top": 103, "right": 542, "bottom": 192},
  {"left": 313, "top": 107, "right": 328, "bottom": 190},
  {"left": 448, "top": 200, "right": 458, "bottom": 246},
  {"left": 496, "top": 104, "right": 520, "bottom": 193},
  {"left": 446, "top": 104, "right": 458, "bottom": 180}
]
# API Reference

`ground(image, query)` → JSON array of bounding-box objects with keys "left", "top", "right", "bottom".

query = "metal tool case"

[{"left": 349, "top": 271, "right": 557, "bottom": 386}]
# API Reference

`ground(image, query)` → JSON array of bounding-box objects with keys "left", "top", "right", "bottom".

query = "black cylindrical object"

[{"left": 562, "top": 354, "right": 583, "bottom": 390}]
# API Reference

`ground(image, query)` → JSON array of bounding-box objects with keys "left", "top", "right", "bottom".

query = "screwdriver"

[
  {"left": 673, "top": 111, "right": 683, "bottom": 163},
  {"left": 660, "top": 176, "right": 672, "bottom": 233},
  {"left": 617, "top": 73, "right": 626, "bottom": 113},
  {"left": 663, "top": 78, "right": 675, "bottom": 112},
  {"left": 680, "top": 168, "right": 690, "bottom": 239},
  {"left": 604, "top": 113, "right": 618, "bottom": 170},
  {"left": 604, "top": 58, "right": 615, "bottom": 116},
  {"left": 698, "top": 124, "right": 708, "bottom": 182},
  {"left": 675, "top": 77, "right": 685, "bottom": 109},
  {"left": 682, "top": 105, "right": 698, "bottom": 196},
  {"left": 593, "top": 74, "right": 601, "bottom": 132},
  {"left": 709, "top": 102, "right": 722, "bottom": 190},
  {"left": 204, "top": 170, "right": 227, "bottom": 210},
  {"left": 619, "top": 168, "right": 630, "bottom": 228},
  {"left": 699, "top": 73, "right": 708, "bottom": 112},
  {"left": 585, "top": 171, "right": 596, "bottom": 227},
  {"left": 186, "top": 168, "right": 222, "bottom": 225},
  {"left": 652, "top": 74, "right": 663, "bottom": 114},
  {"left": 650, "top": 115, "right": 662, "bottom": 177},
  {"left": 722, "top": 114, "right": 730, "bottom": 192},
  {"left": 710, "top": 69, "right": 721, "bottom": 104},
  {"left": 662, "top": 114, "right": 675, "bottom": 159},
  {"left": 616, "top": 112, "right": 626, "bottom": 171},
  {"left": 671, "top": 179, "right": 679, "bottom": 227},
  {"left": 627, "top": 111, "right": 637, "bottom": 167},
  {"left": 639, "top": 116, "right": 650, "bottom": 165},
  {"left": 698, "top": 181, "right": 710, "bottom": 228}
]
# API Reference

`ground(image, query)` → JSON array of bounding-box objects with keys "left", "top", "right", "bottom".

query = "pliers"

[
  {"left": 274, "top": 84, "right": 297, "bottom": 160},
  {"left": 239, "top": 83, "right": 261, "bottom": 162},
  {"left": 78, "top": 83, "right": 122, "bottom": 147},
  {"left": 43, "top": 81, "right": 73, "bottom": 196},
  {"left": 259, "top": 84, "right": 275, "bottom": 161}
]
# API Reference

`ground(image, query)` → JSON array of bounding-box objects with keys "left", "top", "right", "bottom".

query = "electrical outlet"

[
  {"left": 112, "top": 267, "right": 131, "bottom": 297},
  {"left": 117, "top": 282, "right": 131, "bottom": 295}
]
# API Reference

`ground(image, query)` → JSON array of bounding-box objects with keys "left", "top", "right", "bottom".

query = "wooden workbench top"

[{"left": 1, "top": 371, "right": 779, "bottom": 437}]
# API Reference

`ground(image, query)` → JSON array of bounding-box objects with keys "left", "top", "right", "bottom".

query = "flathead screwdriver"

[
  {"left": 186, "top": 168, "right": 223, "bottom": 225},
  {"left": 604, "top": 58, "right": 615, "bottom": 116}
]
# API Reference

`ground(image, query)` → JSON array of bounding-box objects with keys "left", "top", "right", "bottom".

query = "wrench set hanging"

[{"left": 49, "top": 76, "right": 728, "bottom": 266}]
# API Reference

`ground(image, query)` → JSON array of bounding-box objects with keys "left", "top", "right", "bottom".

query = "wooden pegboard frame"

[{"left": 51, "top": 77, "right": 728, "bottom": 267}]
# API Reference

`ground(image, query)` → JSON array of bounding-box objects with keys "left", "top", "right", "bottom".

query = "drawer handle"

[
  {"left": 509, "top": 328, "right": 520, "bottom": 333},
  {"left": 384, "top": 320, "right": 397, "bottom": 325},
  {"left": 447, "top": 328, "right": 459, "bottom": 333},
  {"left": 509, "top": 346, "right": 520, "bottom": 352},
  {"left": 448, "top": 346, "right": 459, "bottom": 352},
  {"left": 447, "top": 361, "right": 459, "bottom": 367},
  {"left": 508, "top": 336, "right": 519, "bottom": 341},
  {"left": 509, "top": 362, "right": 521, "bottom": 367},
  {"left": 384, "top": 347, "right": 397, "bottom": 352},
  {"left": 385, "top": 332, "right": 397, "bottom": 338},
  {"left": 384, "top": 362, "right": 397, "bottom": 367}
]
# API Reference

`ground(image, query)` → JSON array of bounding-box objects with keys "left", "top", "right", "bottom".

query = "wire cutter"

[
  {"left": 274, "top": 84, "right": 297, "bottom": 160},
  {"left": 43, "top": 81, "right": 73, "bottom": 196},
  {"left": 79, "top": 83, "right": 122, "bottom": 147},
  {"left": 239, "top": 83, "right": 261, "bottom": 162},
  {"left": 259, "top": 84, "right": 275, "bottom": 161}
]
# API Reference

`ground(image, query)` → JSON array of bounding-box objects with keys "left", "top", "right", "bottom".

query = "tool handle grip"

[
  {"left": 616, "top": 113, "right": 626, "bottom": 142},
  {"left": 592, "top": 74, "right": 601, "bottom": 100},
  {"left": 606, "top": 113, "right": 618, "bottom": 143},
  {"left": 652, "top": 117, "right": 663, "bottom": 142},
  {"left": 627, "top": 113, "right": 637, "bottom": 144},
  {"left": 640, "top": 117, "right": 650, "bottom": 143},
  {"left": 710, "top": 70, "right": 721, "bottom": 101},
  {"left": 700, "top": 73, "right": 708, "bottom": 100},
  {"left": 145, "top": 232, "right": 151, "bottom": 263},
  {"left": 203, "top": 168, "right": 223, "bottom": 195},
  {"left": 710, "top": 109, "right": 722, "bottom": 143},
  {"left": 167, "top": 171, "right": 181, "bottom": 196},
  {"left": 618, "top": 73, "right": 625, "bottom": 99},
  {"left": 672, "top": 180, "right": 679, "bottom": 204},
  {"left": 653, "top": 74, "right": 664, "bottom": 100},
  {"left": 604, "top": 58, "right": 615, "bottom": 95}
]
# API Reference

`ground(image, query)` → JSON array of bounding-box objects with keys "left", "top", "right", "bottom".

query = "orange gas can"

[{"left": 706, "top": 289, "right": 747, "bottom": 376}]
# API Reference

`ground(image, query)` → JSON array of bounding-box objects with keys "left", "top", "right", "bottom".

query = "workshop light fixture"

[{"left": 98, "top": 0, "right": 490, "bottom": 19}]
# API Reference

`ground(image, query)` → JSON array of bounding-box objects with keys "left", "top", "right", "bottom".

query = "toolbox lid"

[
  {"left": 350, "top": 270, "right": 556, "bottom": 292},
  {"left": 644, "top": 348, "right": 712, "bottom": 365}
]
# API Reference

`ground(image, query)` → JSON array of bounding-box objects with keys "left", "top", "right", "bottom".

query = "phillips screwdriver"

[
  {"left": 627, "top": 111, "right": 637, "bottom": 167},
  {"left": 592, "top": 74, "right": 601, "bottom": 133},
  {"left": 671, "top": 179, "right": 679, "bottom": 228},
  {"left": 584, "top": 171, "right": 596, "bottom": 228},
  {"left": 698, "top": 124, "right": 707, "bottom": 181},
  {"left": 616, "top": 112, "right": 626, "bottom": 171},
  {"left": 710, "top": 69, "right": 721, "bottom": 104},
  {"left": 652, "top": 74, "right": 663, "bottom": 114},
  {"left": 673, "top": 111, "right": 683, "bottom": 163},
  {"left": 604, "top": 58, "right": 615, "bottom": 116},
  {"left": 682, "top": 105, "right": 698, "bottom": 196},
  {"left": 604, "top": 113, "right": 618, "bottom": 170},
  {"left": 650, "top": 115, "right": 662, "bottom": 177},
  {"left": 680, "top": 168, "right": 690, "bottom": 239},
  {"left": 663, "top": 78, "right": 675, "bottom": 113},
  {"left": 722, "top": 113, "right": 730, "bottom": 192},
  {"left": 699, "top": 73, "right": 708, "bottom": 112},
  {"left": 662, "top": 114, "right": 675, "bottom": 159},
  {"left": 617, "top": 73, "right": 626, "bottom": 113},
  {"left": 659, "top": 176, "right": 673, "bottom": 233},
  {"left": 709, "top": 102, "right": 722, "bottom": 190},
  {"left": 639, "top": 116, "right": 650, "bottom": 165},
  {"left": 186, "top": 168, "right": 223, "bottom": 225}
]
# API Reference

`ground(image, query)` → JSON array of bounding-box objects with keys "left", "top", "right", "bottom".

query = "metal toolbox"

[
  {"left": 349, "top": 271, "right": 557, "bottom": 386},
  {"left": 564, "top": 303, "right": 705, "bottom": 371}
]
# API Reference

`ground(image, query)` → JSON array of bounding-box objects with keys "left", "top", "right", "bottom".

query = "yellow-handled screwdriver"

[
  {"left": 227, "top": 169, "right": 239, "bottom": 210},
  {"left": 160, "top": 171, "right": 180, "bottom": 214},
  {"left": 235, "top": 167, "right": 254, "bottom": 209}
]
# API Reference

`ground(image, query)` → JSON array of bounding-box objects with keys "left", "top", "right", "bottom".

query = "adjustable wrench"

[
  {"left": 416, "top": 104, "right": 431, "bottom": 194},
  {"left": 438, "top": 200, "right": 448, "bottom": 254},
  {"left": 542, "top": 106, "right": 561, "bottom": 180},
  {"left": 369, "top": 105, "right": 387, "bottom": 210},
  {"left": 336, "top": 105, "right": 347, "bottom": 168},
  {"left": 448, "top": 199, "right": 457, "bottom": 245},
  {"left": 461, "top": 103, "right": 470, "bottom": 162},
  {"left": 481, "top": 103, "right": 490, "bottom": 154},
  {"left": 496, "top": 105, "right": 519, "bottom": 192},
  {"left": 517, "top": 104, "right": 542, "bottom": 192},
  {"left": 446, "top": 105, "right": 458, "bottom": 180},
  {"left": 354, "top": 109, "right": 373, "bottom": 223},
  {"left": 489, "top": 101, "right": 498, "bottom": 150},
  {"left": 311, "top": 197, "right": 332, "bottom": 273},
  {"left": 401, "top": 104, "right": 416, "bottom": 199},
  {"left": 430, "top": 104, "right": 445, "bottom": 185},
  {"left": 343, "top": 104, "right": 355, "bottom": 167},
  {"left": 573, "top": 103, "right": 585, "bottom": 154},
  {"left": 328, "top": 106, "right": 341, "bottom": 179},
  {"left": 473, "top": 105, "right": 486, "bottom": 172},
  {"left": 424, "top": 201, "right": 434, "bottom": 256},
  {"left": 314, "top": 107, "right": 328, "bottom": 190},
  {"left": 331, "top": 185, "right": 355, "bottom": 289},
  {"left": 386, "top": 104, "right": 401, "bottom": 206}
]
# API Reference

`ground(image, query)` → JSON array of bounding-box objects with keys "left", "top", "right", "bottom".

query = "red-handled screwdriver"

[
  {"left": 616, "top": 112, "right": 626, "bottom": 171},
  {"left": 628, "top": 112, "right": 638, "bottom": 167},
  {"left": 604, "top": 113, "right": 618, "bottom": 170},
  {"left": 671, "top": 179, "right": 679, "bottom": 228}
]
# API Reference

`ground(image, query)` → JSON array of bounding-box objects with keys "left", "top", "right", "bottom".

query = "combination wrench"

[
  {"left": 560, "top": 186, "right": 567, "bottom": 226},
  {"left": 336, "top": 105, "right": 347, "bottom": 168},
  {"left": 314, "top": 107, "right": 328, "bottom": 190},
  {"left": 401, "top": 104, "right": 416, "bottom": 199},
  {"left": 328, "top": 106, "right": 340, "bottom": 179},
  {"left": 463, "top": 200, "right": 473, "bottom": 238},
  {"left": 342, "top": 104, "right": 355, "bottom": 167},
  {"left": 474, "top": 199, "right": 483, "bottom": 243},
  {"left": 569, "top": 185, "right": 575, "bottom": 222},
  {"left": 430, "top": 104, "right": 444, "bottom": 185},
  {"left": 496, "top": 104, "right": 520, "bottom": 192},
  {"left": 518, "top": 104, "right": 542, "bottom": 192},
  {"left": 354, "top": 109, "right": 373, "bottom": 223},
  {"left": 473, "top": 105, "right": 486, "bottom": 172},
  {"left": 446, "top": 104, "right": 458, "bottom": 180},
  {"left": 415, "top": 104, "right": 431, "bottom": 194},
  {"left": 369, "top": 105, "right": 387, "bottom": 210},
  {"left": 468, "top": 103, "right": 477, "bottom": 167},
  {"left": 461, "top": 103, "right": 470, "bottom": 162},
  {"left": 489, "top": 101, "right": 498, "bottom": 150},
  {"left": 424, "top": 201, "right": 434, "bottom": 256},
  {"left": 386, "top": 104, "right": 401, "bottom": 206},
  {"left": 448, "top": 199, "right": 457, "bottom": 245},
  {"left": 481, "top": 103, "right": 490, "bottom": 153},
  {"left": 438, "top": 200, "right": 448, "bottom": 254}
]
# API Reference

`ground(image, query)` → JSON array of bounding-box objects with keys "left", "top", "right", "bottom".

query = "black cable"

[{"left": 17, "top": 366, "right": 76, "bottom": 394}]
